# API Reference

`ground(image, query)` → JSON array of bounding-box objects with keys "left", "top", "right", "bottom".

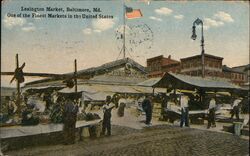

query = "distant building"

[
  {"left": 146, "top": 53, "right": 248, "bottom": 87},
  {"left": 146, "top": 55, "right": 180, "bottom": 78},
  {"left": 222, "top": 65, "right": 247, "bottom": 86},
  {"left": 180, "top": 54, "right": 223, "bottom": 77},
  {"left": 231, "top": 64, "right": 249, "bottom": 87}
]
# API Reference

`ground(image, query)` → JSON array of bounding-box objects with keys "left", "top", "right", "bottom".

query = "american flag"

[{"left": 125, "top": 6, "right": 143, "bottom": 19}]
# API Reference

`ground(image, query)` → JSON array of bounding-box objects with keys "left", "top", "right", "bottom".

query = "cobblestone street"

[{"left": 6, "top": 125, "right": 249, "bottom": 156}]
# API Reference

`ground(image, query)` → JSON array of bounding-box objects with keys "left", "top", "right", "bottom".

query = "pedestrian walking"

[
  {"left": 180, "top": 95, "right": 189, "bottom": 127},
  {"left": 63, "top": 95, "right": 79, "bottom": 145},
  {"left": 231, "top": 98, "right": 242, "bottom": 121},
  {"left": 101, "top": 96, "right": 115, "bottom": 136},
  {"left": 207, "top": 98, "right": 216, "bottom": 129},
  {"left": 142, "top": 95, "right": 152, "bottom": 125}
]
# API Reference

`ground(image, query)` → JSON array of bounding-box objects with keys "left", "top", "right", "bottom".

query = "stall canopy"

[
  {"left": 137, "top": 77, "right": 161, "bottom": 87},
  {"left": 58, "top": 84, "right": 164, "bottom": 101},
  {"left": 153, "top": 72, "right": 244, "bottom": 92}
]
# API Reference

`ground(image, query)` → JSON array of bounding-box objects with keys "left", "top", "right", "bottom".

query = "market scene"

[{"left": 1, "top": 0, "right": 249, "bottom": 156}]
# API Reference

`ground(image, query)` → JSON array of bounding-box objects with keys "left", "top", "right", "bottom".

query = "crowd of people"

[{"left": 0, "top": 89, "right": 248, "bottom": 145}]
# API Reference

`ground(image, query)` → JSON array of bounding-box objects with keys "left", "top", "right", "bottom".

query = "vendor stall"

[{"left": 151, "top": 72, "right": 247, "bottom": 123}]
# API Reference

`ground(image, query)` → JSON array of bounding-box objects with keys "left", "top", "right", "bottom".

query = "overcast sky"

[{"left": 1, "top": 0, "right": 249, "bottom": 87}]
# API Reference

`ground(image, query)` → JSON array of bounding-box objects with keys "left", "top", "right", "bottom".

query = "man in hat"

[
  {"left": 142, "top": 95, "right": 152, "bottom": 125},
  {"left": 180, "top": 95, "right": 190, "bottom": 127},
  {"left": 101, "top": 96, "right": 115, "bottom": 136},
  {"left": 207, "top": 98, "right": 216, "bottom": 129},
  {"left": 63, "top": 95, "right": 79, "bottom": 144}
]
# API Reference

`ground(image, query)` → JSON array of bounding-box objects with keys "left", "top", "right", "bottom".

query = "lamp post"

[{"left": 191, "top": 18, "right": 205, "bottom": 78}]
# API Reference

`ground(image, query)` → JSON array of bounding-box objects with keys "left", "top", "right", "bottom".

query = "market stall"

[{"left": 151, "top": 72, "right": 247, "bottom": 123}]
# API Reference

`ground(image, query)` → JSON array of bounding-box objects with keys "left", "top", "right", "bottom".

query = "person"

[
  {"left": 7, "top": 97, "right": 17, "bottom": 117},
  {"left": 101, "top": 96, "right": 115, "bottom": 136},
  {"left": 231, "top": 98, "right": 242, "bottom": 121},
  {"left": 51, "top": 90, "right": 58, "bottom": 104},
  {"left": 142, "top": 95, "right": 152, "bottom": 125},
  {"left": 63, "top": 95, "right": 79, "bottom": 144},
  {"left": 207, "top": 98, "right": 216, "bottom": 129},
  {"left": 21, "top": 105, "right": 39, "bottom": 126},
  {"left": 43, "top": 93, "right": 52, "bottom": 111},
  {"left": 117, "top": 95, "right": 127, "bottom": 117},
  {"left": 161, "top": 94, "right": 168, "bottom": 116},
  {"left": 50, "top": 96, "right": 64, "bottom": 123},
  {"left": 180, "top": 95, "right": 189, "bottom": 127}
]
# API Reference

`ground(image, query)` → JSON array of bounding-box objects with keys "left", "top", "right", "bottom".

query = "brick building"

[
  {"left": 146, "top": 55, "right": 180, "bottom": 78},
  {"left": 230, "top": 64, "right": 249, "bottom": 87},
  {"left": 222, "top": 65, "right": 247, "bottom": 86},
  {"left": 147, "top": 54, "right": 248, "bottom": 87},
  {"left": 180, "top": 54, "right": 223, "bottom": 77}
]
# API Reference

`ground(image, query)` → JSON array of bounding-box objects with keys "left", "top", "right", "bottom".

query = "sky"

[{"left": 1, "top": 0, "right": 249, "bottom": 87}]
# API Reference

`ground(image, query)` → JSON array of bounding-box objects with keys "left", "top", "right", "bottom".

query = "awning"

[
  {"left": 59, "top": 84, "right": 141, "bottom": 94},
  {"left": 82, "top": 91, "right": 113, "bottom": 101},
  {"left": 59, "top": 84, "right": 154, "bottom": 101},
  {"left": 137, "top": 77, "right": 161, "bottom": 87},
  {"left": 59, "top": 84, "right": 165, "bottom": 94},
  {"left": 153, "top": 72, "right": 244, "bottom": 92}
]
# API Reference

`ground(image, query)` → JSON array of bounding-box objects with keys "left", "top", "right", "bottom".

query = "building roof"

[
  {"left": 147, "top": 55, "right": 180, "bottom": 66},
  {"left": 24, "top": 57, "right": 147, "bottom": 87},
  {"left": 180, "top": 53, "right": 223, "bottom": 61},
  {"left": 161, "top": 59, "right": 180, "bottom": 66},
  {"left": 66, "top": 57, "right": 147, "bottom": 77},
  {"left": 153, "top": 72, "right": 244, "bottom": 92},
  {"left": 222, "top": 65, "right": 245, "bottom": 74},
  {"left": 232, "top": 64, "right": 250, "bottom": 72},
  {"left": 146, "top": 55, "right": 164, "bottom": 62}
]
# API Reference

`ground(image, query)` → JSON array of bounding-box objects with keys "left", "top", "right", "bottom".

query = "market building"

[
  {"left": 146, "top": 55, "right": 180, "bottom": 78},
  {"left": 222, "top": 65, "right": 247, "bottom": 86},
  {"left": 23, "top": 58, "right": 164, "bottom": 102},
  {"left": 180, "top": 53, "right": 224, "bottom": 77},
  {"left": 231, "top": 64, "right": 250, "bottom": 88}
]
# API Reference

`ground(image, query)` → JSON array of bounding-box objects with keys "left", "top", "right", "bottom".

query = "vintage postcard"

[{"left": 1, "top": 0, "right": 249, "bottom": 155}]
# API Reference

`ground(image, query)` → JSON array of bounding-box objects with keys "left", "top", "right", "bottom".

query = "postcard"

[{"left": 1, "top": 0, "right": 249, "bottom": 155}]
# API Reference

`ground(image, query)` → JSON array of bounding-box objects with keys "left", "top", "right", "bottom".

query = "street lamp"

[{"left": 191, "top": 18, "right": 205, "bottom": 78}]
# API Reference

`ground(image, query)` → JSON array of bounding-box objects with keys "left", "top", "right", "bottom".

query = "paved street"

[{"left": 6, "top": 125, "right": 249, "bottom": 156}]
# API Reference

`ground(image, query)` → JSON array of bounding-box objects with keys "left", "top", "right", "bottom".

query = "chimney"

[{"left": 168, "top": 55, "right": 171, "bottom": 59}]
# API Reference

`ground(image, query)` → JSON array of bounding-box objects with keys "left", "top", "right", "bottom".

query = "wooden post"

[
  {"left": 214, "top": 90, "right": 217, "bottom": 103},
  {"left": 74, "top": 59, "right": 77, "bottom": 93},
  {"left": 16, "top": 54, "right": 21, "bottom": 114}
]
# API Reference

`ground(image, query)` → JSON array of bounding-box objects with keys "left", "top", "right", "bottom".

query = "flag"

[{"left": 125, "top": 6, "right": 143, "bottom": 19}]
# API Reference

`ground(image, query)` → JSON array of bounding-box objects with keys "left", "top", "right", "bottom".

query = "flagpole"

[{"left": 123, "top": 2, "right": 126, "bottom": 59}]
